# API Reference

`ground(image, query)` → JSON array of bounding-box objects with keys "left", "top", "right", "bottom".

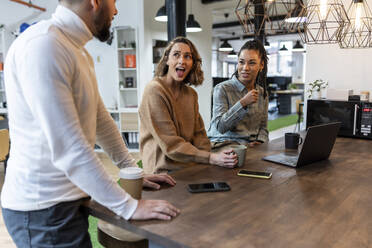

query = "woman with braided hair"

[{"left": 208, "top": 39, "right": 269, "bottom": 149}]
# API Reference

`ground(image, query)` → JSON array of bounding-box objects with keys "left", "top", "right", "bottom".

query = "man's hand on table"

[
  {"left": 131, "top": 199, "right": 180, "bottom": 220},
  {"left": 143, "top": 174, "right": 176, "bottom": 190}
]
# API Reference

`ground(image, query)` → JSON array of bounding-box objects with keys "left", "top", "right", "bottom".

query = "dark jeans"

[{"left": 2, "top": 198, "right": 92, "bottom": 248}]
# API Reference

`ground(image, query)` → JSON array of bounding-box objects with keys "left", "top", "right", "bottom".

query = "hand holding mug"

[{"left": 209, "top": 149, "right": 237, "bottom": 168}]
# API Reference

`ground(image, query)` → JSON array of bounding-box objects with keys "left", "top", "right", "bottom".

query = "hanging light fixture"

[
  {"left": 299, "top": 0, "right": 349, "bottom": 44},
  {"left": 219, "top": 40, "right": 233, "bottom": 52},
  {"left": 155, "top": 4, "right": 167, "bottom": 22},
  {"left": 235, "top": 0, "right": 255, "bottom": 34},
  {"left": 186, "top": 0, "right": 202, "bottom": 33},
  {"left": 338, "top": 0, "right": 372, "bottom": 48},
  {"left": 235, "top": 0, "right": 306, "bottom": 36},
  {"left": 292, "top": 40, "right": 305, "bottom": 51},
  {"left": 285, "top": 0, "right": 307, "bottom": 23},
  {"left": 227, "top": 50, "right": 238, "bottom": 58},
  {"left": 264, "top": 0, "right": 304, "bottom": 35},
  {"left": 186, "top": 15, "right": 202, "bottom": 32},
  {"left": 279, "top": 44, "right": 289, "bottom": 51}
]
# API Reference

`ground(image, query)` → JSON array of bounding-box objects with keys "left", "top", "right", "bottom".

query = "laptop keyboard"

[
  {"left": 264, "top": 153, "right": 299, "bottom": 167},
  {"left": 276, "top": 153, "right": 299, "bottom": 166}
]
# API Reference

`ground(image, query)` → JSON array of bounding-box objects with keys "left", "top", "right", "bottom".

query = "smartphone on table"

[
  {"left": 237, "top": 170, "right": 272, "bottom": 179},
  {"left": 187, "top": 182, "right": 230, "bottom": 193}
]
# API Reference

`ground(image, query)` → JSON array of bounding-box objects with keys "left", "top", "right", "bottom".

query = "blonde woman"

[{"left": 139, "top": 37, "right": 237, "bottom": 174}]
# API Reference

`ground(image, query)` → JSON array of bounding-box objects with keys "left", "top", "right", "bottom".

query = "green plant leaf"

[{"left": 137, "top": 160, "right": 143, "bottom": 168}]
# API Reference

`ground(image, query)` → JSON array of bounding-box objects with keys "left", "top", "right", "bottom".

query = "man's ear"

[{"left": 89, "top": 0, "right": 100, "bottom": 11}]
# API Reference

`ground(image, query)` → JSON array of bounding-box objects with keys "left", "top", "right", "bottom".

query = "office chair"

[
  {"left": 294, "top": 100, "right": 304, "bottom": 132},
  {"left": 0, "top": 129, "right": 10, "bottom": 174}
]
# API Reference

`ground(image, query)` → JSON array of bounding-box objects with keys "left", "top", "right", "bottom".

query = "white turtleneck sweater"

[{"left": 1, "top": 5, "right": 138, "bottom": 220}]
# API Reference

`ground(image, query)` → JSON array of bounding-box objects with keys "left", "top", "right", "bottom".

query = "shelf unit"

[
  {"left": 95, "top": 27, "right": 140, "bottom": 152},
  {"left": 114, "top": 26, "right": 140, "bottom": 151}
]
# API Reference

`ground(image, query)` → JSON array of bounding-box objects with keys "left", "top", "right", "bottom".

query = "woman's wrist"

[
  {"left": 240, "top": 99, "right": 248, "bottom": 108},
  {"left": 209, "top": 153, "right": 215, "bottom": 165}
]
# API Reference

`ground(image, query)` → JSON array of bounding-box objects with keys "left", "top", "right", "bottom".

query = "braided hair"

[{"left": 233, "top": 39, "right": 269, "bottom": 99}]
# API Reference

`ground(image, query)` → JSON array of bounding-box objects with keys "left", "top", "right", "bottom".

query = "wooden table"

[{"left": 84, "top": 137, "right": 372, "bottom": 248}]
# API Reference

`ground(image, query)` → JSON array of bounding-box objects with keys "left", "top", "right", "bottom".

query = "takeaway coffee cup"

[
  {"left": 285, "top": 132, "right": 303, "bottom": 150},
  {"left": 119, "top": 167, "right": 144, "bottom": 200},
  {"left": 229, "top": 144, "right": 247, "bottom": 167}
]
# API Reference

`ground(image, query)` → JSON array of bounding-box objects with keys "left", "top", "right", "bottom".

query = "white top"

[{"left": 1, "top": 5, "right": 138, "bottom": 220}]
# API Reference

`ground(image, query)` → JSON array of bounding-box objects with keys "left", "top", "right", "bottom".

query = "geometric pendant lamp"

[
  {"left": 265, "top": 0, "right": 307, "bottom": 35},
  {"left": 284, "top": 0, "right": 307, "bottom": 34},
  {"left": 300, "top": 0, "right": 350, "bottom": 44},
  {"left": 235, "top": 0, "right": 308, "bottom": 36},
  {"left": 338, "top": 0, "right": 372, "bottom": 48},
  {"left": 235, "top": 0, "right": 255, "bottom": 34}
]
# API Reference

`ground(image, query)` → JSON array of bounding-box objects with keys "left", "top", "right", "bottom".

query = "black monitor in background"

[
  {"left": 212, "top": 77, "right": 229, "bottom": 88},
  {"left": 267, "top": 76, "right": 292, "bottom": 90}
]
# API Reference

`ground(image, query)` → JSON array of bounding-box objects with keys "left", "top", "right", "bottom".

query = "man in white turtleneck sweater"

[{"left": 1, "top": 0, "right": 179, "bottom": 247}]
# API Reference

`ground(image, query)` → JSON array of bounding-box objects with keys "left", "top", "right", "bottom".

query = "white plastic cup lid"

[
  {"left": 119, "top": 167, "right": 144, "bottom": 180},
  {"left": 230, "top": 144, "right": 247, "bottom": 150}
]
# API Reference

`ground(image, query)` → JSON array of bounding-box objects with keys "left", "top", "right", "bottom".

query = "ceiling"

[{"left": 0, "top": 0, "right": 301, "bottom": 41}]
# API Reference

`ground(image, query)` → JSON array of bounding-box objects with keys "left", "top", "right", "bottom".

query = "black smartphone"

[
  {"left": 187, "top": 182, "right": 231, "bottom": 193},
  {"left": 237, "top": 170, "right": 272, "bottom": 179}
]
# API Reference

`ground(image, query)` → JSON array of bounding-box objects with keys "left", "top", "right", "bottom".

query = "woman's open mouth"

[{"left": 176, "top": 67, "right": 186, "bottom": 78}]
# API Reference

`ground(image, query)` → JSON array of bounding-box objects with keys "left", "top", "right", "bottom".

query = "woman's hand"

[
  {"left": 209, "top": 149, "right": 237, "bottom": 168},
  {"left": 131, "top": 199, "right": 180, "bottom": 220},
  {"left": 240, "top": 89, "right": 258, "bottom": 107},
  {"left": 143, "top": 174, "right": 176, "bottom": 190}
]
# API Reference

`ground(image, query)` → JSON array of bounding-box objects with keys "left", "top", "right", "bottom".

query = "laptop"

[{"left": 262, "top": 122, "right": 341, "bottom": 167}]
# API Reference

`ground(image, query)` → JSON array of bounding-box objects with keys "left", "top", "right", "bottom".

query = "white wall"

[
  {"left": 139, "top": 0, "right": 168, "bottom": 102},
  {"left": 306, "top": 44, "right": 372, "bottom": 94},
  {"left": 0, "top": 1, "right": 56, "bottom": 30},
  {"left": 305, "top": 0, "right": 372, "bottom": 98}
]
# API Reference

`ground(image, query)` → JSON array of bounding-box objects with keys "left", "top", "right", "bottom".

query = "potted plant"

[
  {"left": 307, "top": 79, "right": 328, "bottom": 99},
  {"left": 288, "top": 83, "right": 298, "bottom": 90}
]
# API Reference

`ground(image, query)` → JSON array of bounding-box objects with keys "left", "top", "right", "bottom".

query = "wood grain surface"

[{"left": 84, "top": 137, "right": 372, "bottom": 248}]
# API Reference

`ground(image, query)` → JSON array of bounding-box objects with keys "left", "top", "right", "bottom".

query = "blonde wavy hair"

[{"left": 155, "top": 37, "right": 204, "bottom": 86}]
